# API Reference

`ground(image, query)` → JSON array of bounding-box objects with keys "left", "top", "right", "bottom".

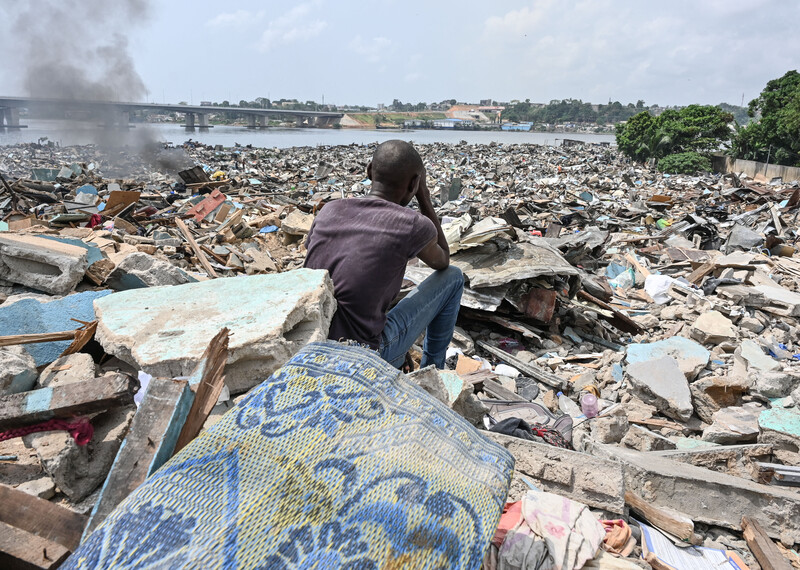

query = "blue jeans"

[{"left": 379, "top": 266, "right": 464, "bottom": 369}]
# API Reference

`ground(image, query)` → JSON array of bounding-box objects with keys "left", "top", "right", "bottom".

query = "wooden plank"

[
  {"left": 175, "top": 218, "right": 218, "bottom": 278},
  {"left": 0, "top": 373, "right": 136, "bottom": 431},
  {"left": 687, "top": 260, "right": 716, "bottom": 285},
  {"left": 0, "top": 484, "right": 87, "bottom": 551},
  {"left": 625, "top": 253, "right": 652, "bottom": 278},
  {"left": 625, "top": 490, "right": 701, "bottom": 545},
  {"left": 0, "top": 330, "right": 76, "bottom": 348},
  {"left": 477, "top": 341, "right": 565, "bottom": 390},
  {"left": 576, "top": 290, "right": 644, "bottom": 335},
  {"left": 83, "top": 377, "right": 194, "bottom": 538},
  {"left": 742, "top": 516, "right": 792, "bottom": 570},
  {"left": 173, "top": 328, "right": 229, "bottom": 454},
  {"left": 0, "top": 520, "right": 70, "bottom": 569},
  {"left": 482, "top": 379, "right": 527, "bottom": 402}
]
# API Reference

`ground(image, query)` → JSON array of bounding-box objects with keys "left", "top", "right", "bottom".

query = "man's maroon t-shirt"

[{"left": 304, "top": 198, "right": 436, "bottom": 348}]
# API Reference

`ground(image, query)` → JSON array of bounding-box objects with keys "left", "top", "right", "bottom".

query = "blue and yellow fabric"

[{"left": 64, "top": 341, "right": 514, "bottom": 569}]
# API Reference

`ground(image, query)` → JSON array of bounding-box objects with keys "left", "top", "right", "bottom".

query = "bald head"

[{"left": 369, "top": 140, "right": 424, "bottom": 190}]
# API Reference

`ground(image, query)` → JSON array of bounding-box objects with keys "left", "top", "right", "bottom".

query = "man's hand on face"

[{"left": 416, "top": 170, "right": 431, "bottom": 206}]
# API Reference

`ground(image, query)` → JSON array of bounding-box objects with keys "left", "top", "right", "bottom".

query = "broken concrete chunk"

[
  {"left": 15, "top": 476, "right": 56, "bottom": 499},
  {"left": 281, "top": 210, "right": 314, "bottom": 235},
  {"left": 38, "top": 353, "right": 96, "bottom": 388},
  {"left": 736, "top": 339, "right": 781, "bottom": 373},
  {"left": 405, "top": 366, "right": 449, "bottom": 405},
  {"left": 626, "top": 336, "right": 710, "bottom": 381},
  {"left": 94, "top": 269, "right": 335, "bottom": 394},
  {"left": 758, "top": 407, "right": 800, "bottom": 465},
  {"left": 752, "top": 284, "right": 800, "bottom": 317},
  {"left": 690, "top": 374, "right": 749, "bottom": 423},
  {"left": 0, "top": 346, "right": 38, "bottom": 395},
  {"left": 451, "top": 384, "right": 487, "bottom": 428},
  {"left": 621, "top": 424, "right": 677, "bottom": 451},
  {"left": 23, "top": 406, "right": 135, "bottom": 502},
  {"left": 105, "top": 252, "right": 196, "bottom": 290},
  {"left": 690, "top": 310, "right": 736, "bottom": 344},
  {"left": 0, "top": 234, "right": 88, "bottom": 295},
  {"left": 702, "top": 403, "right": 763, "bottom": 444},
  {"left": 750, "top": 370, "right": 798, "bottom": 399},
  {"left": 590, "top": 411, "right": 629, "bottom": 444},
  {"left": 626, "top": 356, "right": 693, "bottom": 422},
  {"left": 725, "top": 224, "right": 764, "bottom": 253}
]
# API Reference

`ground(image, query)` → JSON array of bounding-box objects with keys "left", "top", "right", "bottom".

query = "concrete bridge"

[{"left": 0, "top": 96, "right": 343, "bottom": 129}]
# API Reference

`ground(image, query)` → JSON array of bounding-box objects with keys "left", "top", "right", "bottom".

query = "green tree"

[
  {"left": 616, "top": 105, "right": 733, "bottom": 162},
  {"left": 732, "top": 70, "right": 800, "bottom": 166}
]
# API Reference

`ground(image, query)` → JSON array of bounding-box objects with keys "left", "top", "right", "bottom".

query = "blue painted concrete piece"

[
  {"left": 759, "top": 407, "right": 800, "bottom": 439},
  {"left": 626, "top": 336, "right": 711, "bottom": 380},
  {"left": 0, "top": 290, "right": 112, "bottom": 366}
]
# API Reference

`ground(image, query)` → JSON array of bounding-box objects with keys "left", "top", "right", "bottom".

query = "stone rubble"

[{"left": 2, "top": 137, "right": 800, "bottom": 566}]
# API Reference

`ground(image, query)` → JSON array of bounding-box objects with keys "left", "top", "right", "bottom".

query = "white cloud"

[
  {"left": 257, "top": 2, "right": 328, "bottom": 52},
  {"left": 206, "top": 10, "right": 264, "bottom": 28},
  {"left": 349, "top": 35, "right": 392, "bottom": 63}
]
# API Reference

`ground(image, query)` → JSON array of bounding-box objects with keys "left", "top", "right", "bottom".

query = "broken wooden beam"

[
  {"left": 477, "top": 340, "right": 566, "bottom": 390},
  {"left": 742, "top": 516, "right": 793, "bottom": 570},
  {"left": 175, "top": 217, "right": 218, "bottom": 278},
  {"left": 0, "top": 520, "right": 70, "bottom": 569},
  {"left": 173, "top": 328, "right": 229, "bottom": 455},
  {"left": 576, "top": 290, "right": 644, "bottom": 335},
  {"left": 0, "top": 484, "right": 87, "bottom": 552},
  {"left": 0, "top": 373, "right": 137, "bottom": 431},
  {"left": 625, "top": 490, "right": 702, "bottom": 545},
  {"left": 83, "top": 377, "right": 194, "bottom": 538},
  {"left": 0, "top": 330, "right": 76, "bottom": 348}
]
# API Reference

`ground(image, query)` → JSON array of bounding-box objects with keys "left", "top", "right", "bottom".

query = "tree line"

[{"left": 615, "top": 70, "right": 800, "bottom": 173}]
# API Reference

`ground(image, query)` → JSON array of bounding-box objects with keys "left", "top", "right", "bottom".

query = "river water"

[{"left": 0, "top": 119, "right": 615, "bottom": 149}]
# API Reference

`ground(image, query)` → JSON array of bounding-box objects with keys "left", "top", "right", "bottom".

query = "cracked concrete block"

[
  {"left": 595, "top": 443, "right": 800, "bottom": 544},
  {"left": 691, "top": 310, "right": 736, "bottom": 345},
  {"left": 23, "top": 406, "right": 135, "bottom": 502},
  {"left": 38, "top": 353, "right": 96, "bottom": 388},
  {"left": 651, "top": 443, "right": 773, "bottom": 480},
  {"left": 487, "top": 431, "right": 625, "bottom": 513},
  {"left": 690, "top": 374, "right": 749, "bottom": 423},
  {"left": 736, "top": 339, "right": 781, "bottom": 373},
  {"left": 626, "top": 336, "right": 710, "bottom": 381},
  {"left": 626, "top": 356, "right": 693, "bottom": 422},
  {"left": 451, "top": 384, "right": 487, "bottom": 428},
  {"left": 281, "top": 210, "right": 314, "bottom": 235},
  {"left": 94, "top": 269, "right": 336, "bottom": 394},
  {"left": 405, "top": 366, "right": 449, "bottom": 405},
  {"left": 105, "top": 252, "right": 196, "bottom": 290},
  {"left": 590, "top": 410, "right": 629, "bottom": 444},
  {"left": 0, "top": 345, "right": 38, "bottom": 395},
  {"left": 0, "top": 234, "right": 88, "bottom": 295},
  {"left": 702, "top": 403, "right": 763, "bottom": 444},
  {"left": 758, "top": 407, "right": 800, "bottom": 465},
  {"left": 621, "top": 424, "right": 677, "bottom": 451},
  {"left": 750, "top": 370, "right": 798, "bottom": 399},
  {"left": 16, "top": 476, "right": 56, "bottom": 499}
]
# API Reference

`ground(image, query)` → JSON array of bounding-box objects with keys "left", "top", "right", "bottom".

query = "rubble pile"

[{"left": 2, "top": 138, "right": 800, "bottom": 568}]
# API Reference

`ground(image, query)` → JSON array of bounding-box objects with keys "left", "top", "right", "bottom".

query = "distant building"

[
  {"left": 377, "top": 103, "right": 385, "bottom": 110},
  {"left": 432, "top": 118, "right": 473, "bottom": 129},
  {"left": 200, "top": 101, "right": 212, "bottom": 106},
  {"left": 480, "top": 99, "right": 493, "bottom": 106}
]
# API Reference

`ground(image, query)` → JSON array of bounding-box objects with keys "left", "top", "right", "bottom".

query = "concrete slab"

[
  {"left": 753, "top": 285, "right": 800, "bottom": 317},
  {"left": 0, "top": 234, "right": 88, "bottom": 295},
  {"left": 94, "top": 269, "right": 335, "bottom": 394},
  {"left": 737, "top": 339, "right": 781, "bottom": 373},
  {"left": 487, "top": 431, "right": 626, "bottom": 513},
  {"left": 758, "top": 407, "right": 800, "bottom": 463},
  {"left": 690, "top": 374, "right": 749, "bottom": 423},
  {"left": 626, "top": 356, "right": 693, "bottom": 422},
  {"left": 626, "top": 336, "right": 710, "bottom": 381},
  {"left": 105, "top": 252, "right": 196, "bottom": 290},
  {"left": 594, "top": 443, "right": 800, "bottom": 544},
  {"left": 702, "top": 403, "right": 763, "bottom": 444},
  {"left": 0, "top": 290, "right": 112, "bottom": 366},
  {"left": 690, "top": 310, "right": 736, "bottom": 345}
]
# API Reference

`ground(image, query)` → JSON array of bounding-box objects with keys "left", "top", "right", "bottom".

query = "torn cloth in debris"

[
  {"left": 66, "top": 341, "right": 514, "bottom": 569},
  {"left": 497, "top": 490, "right": 604, "bottom": 570}
]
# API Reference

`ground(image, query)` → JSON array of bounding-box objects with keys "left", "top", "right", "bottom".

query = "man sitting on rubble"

[{"left": 304, "top": 139, "right": 463, "bottom": 369}]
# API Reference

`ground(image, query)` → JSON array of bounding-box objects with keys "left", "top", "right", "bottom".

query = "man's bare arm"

[{"left": 415, "top": 174, "right": 449, "bottom": 270}]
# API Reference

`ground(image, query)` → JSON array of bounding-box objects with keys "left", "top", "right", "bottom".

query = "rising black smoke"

[{"left": 13, "top": 0, "right": 150, "bottom": 102}]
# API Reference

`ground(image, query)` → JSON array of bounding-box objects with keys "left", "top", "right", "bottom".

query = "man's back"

[{"left": 304, "top": 198, "right": 435, "bottom": 348}]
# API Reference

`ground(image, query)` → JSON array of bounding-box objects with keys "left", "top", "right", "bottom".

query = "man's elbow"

[{"left": 428, "top": 253, "right": 449, "bottom": 271}]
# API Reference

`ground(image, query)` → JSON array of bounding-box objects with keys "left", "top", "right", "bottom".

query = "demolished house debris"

[{"left": 1, "top": 138, "right": 800, "bottom": 568}]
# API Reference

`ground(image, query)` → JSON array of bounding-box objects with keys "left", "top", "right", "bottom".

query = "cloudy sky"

[{"left": 1, "top": 0, "right": 798, "bottom": 108}]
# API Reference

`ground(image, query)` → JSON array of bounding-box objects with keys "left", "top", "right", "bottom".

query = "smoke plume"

[{"left": 14, "top": 0, "right": 150, "bottom": 102}]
